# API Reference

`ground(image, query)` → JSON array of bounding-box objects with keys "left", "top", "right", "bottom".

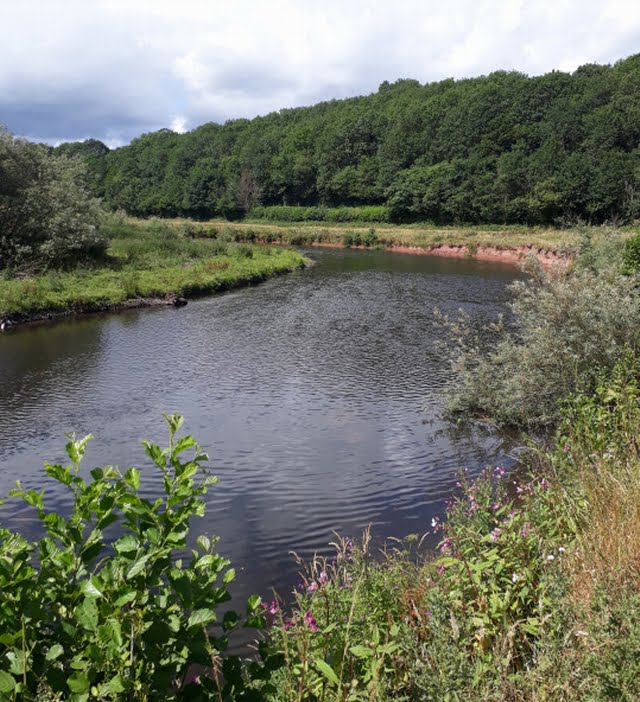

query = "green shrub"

[
  {"left": 0, "top": 130, "right": 106, "bottom": 271},
  {"left": 233, "top": 244, "right": 254, "bottom": 259},
  {"left": 444, "top": 261, "right": 640, "bottom": 428},
  {"left": 623, "top": 233, "right": 640, "bottom": 273},
  {"left": 248, "top": 205, "right": 389, "bottom": 224},
  {"left": 0, "top": 416, "right": 265, "bottom": 700},
  {"left": 362, "top": 228, "right": 378, "bottom": 247}
]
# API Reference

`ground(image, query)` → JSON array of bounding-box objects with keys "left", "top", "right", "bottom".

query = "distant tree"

[
  {"left": 0, "top": 128, "right": 105, "bottom": 270},
  {"left": 236, "top": 168, "right": 263, "bottom": 213}
]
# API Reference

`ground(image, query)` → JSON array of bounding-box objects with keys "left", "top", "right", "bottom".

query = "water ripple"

[{"left": 0, "top": 248, "right": 520, "bottom": 602}]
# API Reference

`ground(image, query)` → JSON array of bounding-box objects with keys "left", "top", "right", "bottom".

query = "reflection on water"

[{"left": 0, "top": 247, "right": 520, "bottom": 602}]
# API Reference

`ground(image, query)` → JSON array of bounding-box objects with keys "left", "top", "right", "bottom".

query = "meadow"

[{"left": 0, "top": 217, "right": 308, "bottom": 320}]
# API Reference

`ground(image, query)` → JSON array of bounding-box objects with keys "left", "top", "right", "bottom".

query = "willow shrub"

[
  {"left": 0, "top": 415, "right": 267, "bottom": 701},
  {"left": 444, "top": 259, "right": 640, "bottom": 429}
]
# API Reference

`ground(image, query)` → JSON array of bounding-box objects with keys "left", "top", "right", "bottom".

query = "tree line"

[{"left": 57, "top": 53, "right": 640, "bottom": 226}]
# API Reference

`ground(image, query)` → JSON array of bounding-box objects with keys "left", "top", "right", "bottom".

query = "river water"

[{"left": 0, "top": 247, "right": 520, "bottom": 603}]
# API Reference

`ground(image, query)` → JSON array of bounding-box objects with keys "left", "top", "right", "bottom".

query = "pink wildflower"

[{"left": 304, "top": 610, "right": 317, "bottom": 633}]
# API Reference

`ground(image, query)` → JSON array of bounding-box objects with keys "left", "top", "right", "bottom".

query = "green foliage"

[
  {"left": 249, "top": 206, "right": 389, "bottom": 224},
  {"left": 444, "top": 256, "right": 640, "bottom": 428},
  {"left": 261, "top": 533, "right": 407, "bottom": 701},
  {"left": 56, "top": 54, "right": 640, "bottom": 225},
  {"left": 0, "top": 129, "right": 106, "bottom": 271},
  {"left": 261, "top": 466, "right": 573, "bottom": 700},
  {"left": 0, "top": 219, "right": 308, "bottom": 316},
  {"left": 0, "top": 415, "right": 266, "bottom": 700},
  {"left": 623, "top": 233, "right": 640, "bottom": 273}
]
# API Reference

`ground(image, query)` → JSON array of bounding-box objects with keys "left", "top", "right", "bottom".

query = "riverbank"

[
  {"left": 0, "top": 220, "right": 308, "bottom": 328},
  {"left": 144, "top": 217, "right": 636, "bottom": 267},
  {"left": 260, "top": 353, "right": 640, "bottom": 700}
]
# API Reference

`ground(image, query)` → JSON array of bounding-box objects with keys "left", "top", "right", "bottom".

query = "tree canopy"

[
  {"left": 1, "top": 129, "right": 105, "bottom": 270},
  {"left": 60, "top": 54, "right": 640, "bottom": 225}
]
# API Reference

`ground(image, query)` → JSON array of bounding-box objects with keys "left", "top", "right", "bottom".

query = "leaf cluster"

[{"left": 0, "top": 415, "right": 264, "bottom": 701}]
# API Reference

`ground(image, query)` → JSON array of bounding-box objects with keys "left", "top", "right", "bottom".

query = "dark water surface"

[{"left": 0, "top": 247, "right": 519, "bottom": 603}]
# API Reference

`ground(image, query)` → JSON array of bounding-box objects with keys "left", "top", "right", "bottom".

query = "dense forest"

[{"left": 57, "top": 54, "right": 640, "bottom": 225}]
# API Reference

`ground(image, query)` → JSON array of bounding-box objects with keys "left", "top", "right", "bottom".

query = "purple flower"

[
  {"left": 308, "top": 581, "right": 318, "bottom": 594},
  {"left": 490, "top": 527, "right": 502, "bottom": 542},
  {"left": 304, "top": 610, "right": 317, "bottom": 633},
  {"left": 439, "top": 537, "right": 452, "bottom": 554},
  {"left": 261, "top": 599, "right": 279, "bottom": 624},
  {"left": 521, "top": 523, "right": 530, "bottom": 538},
  {"left": 343, "top": 538, "right": 354, "bottom": 562},
  {"left": 437, "top": 564, "right": 446, "bottom": 576},
  {"left": 318, "top": 570, "right": 328, "bottom": 585}
]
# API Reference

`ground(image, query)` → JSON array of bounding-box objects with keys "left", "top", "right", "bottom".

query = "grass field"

[
  {"left": 0, "top": 219, "right": 308, "bottom": 318},
  {"left": 142, "top": 216, "right": 637, "bottom": 256}
]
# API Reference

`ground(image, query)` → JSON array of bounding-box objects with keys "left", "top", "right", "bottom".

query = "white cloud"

[
  {"left": 170, "top": 115, "right": 188, "bottom": 134},
  {"left": 0, "top": 0, "right": 638, "bottom": 143}
]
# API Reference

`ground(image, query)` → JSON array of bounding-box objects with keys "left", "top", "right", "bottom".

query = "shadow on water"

[{"left": 0, "top": 247, "right": 522, "bottom": 605}]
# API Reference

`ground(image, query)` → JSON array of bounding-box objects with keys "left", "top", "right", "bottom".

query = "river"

[{"left": 0, "top": 247, "right": 520, "bottom": 604}]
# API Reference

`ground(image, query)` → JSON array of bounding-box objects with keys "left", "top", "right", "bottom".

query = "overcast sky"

[{"left": 1, "top": 0, "right": 639, "bottom": 147}]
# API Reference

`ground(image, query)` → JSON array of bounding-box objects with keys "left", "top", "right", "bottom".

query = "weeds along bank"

[
  {"left": 144, "top": 215, "right": 639, "bottom": 268},
  {"left": 0, "top": 218, "right": 308, "bottom": 323},
  {"left": 2, "top": 235, "right": 640, "bottom": 699},
  {"left": 259, "top": 357, "right": 640, "bottom": 701}
]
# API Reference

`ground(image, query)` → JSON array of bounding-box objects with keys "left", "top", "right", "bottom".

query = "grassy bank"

[
  {"left": 137, "top": 216, "right": 637, "bottom": 258},
  {"left": 0, "top": 219, "right": 308, "bottom": 320},
  {"left": 255, "top": 355, "right": 640, "bottom": 700}
]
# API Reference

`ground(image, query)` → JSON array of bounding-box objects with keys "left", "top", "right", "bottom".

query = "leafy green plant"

[
  {"left": 623, "top": 233, "right": 640, "bottom": 274},
  {"left": 261, "top": 532, "right": 408, "bottom": 702},
  {"left": 444, "top": 259, "right": 640, "bottom": 428},
  {"left": 0, "top": 415, "right": 265, "bottom": 700}
]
